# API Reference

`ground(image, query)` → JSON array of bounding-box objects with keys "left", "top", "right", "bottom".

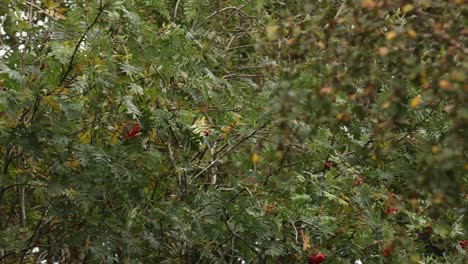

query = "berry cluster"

[
  {"left": 124, "top": 122, "right": 141, "bottom": 140},
  {"left": 308, "top": 253, "right": 327, "bottom": 264},
  {"left": 460, "top": 240, "right": 468, "bottom": 249},
  {"left": 385, "top": 193, "right": 398, "bottom": 216},
  {"left": 383, "top": 244, "right": 395, "bottom": 257},
  {"left": 324, "top": 161, "right": 336, "bottom": 170}
]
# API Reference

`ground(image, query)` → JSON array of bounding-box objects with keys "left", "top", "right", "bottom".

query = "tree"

[{"left": 0, "top": 0, "right": 466, "bottom": 263}]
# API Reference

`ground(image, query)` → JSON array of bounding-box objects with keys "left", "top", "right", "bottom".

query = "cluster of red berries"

[
  {"left": 353, "top": 176, "right": 364, "bottom": 186},
  {"left": 324, "top": 161, "right": 336, "bottom": 170},
  {"left": 308, "top": 253, "right": 327, "bottom": 264},
  {"left": 383, "top": 244, "right": 395, "bottom": 257},
  {"left": 385, "top": 192, "right": 398, "bottom": 216},
  {"left": 460, "top": 239, "right": 468, "bottom": 249},
  {"left": 124, "top": 122, "right": 141, "bottom": 139},
  {"left": 305, "top": 239, "right": 467, "bottom": 262}
]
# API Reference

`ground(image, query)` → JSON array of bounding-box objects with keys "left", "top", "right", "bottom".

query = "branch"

[
  {"left": 194, "top": 0, "right": 253, "bottom": 31},
  {"left": 220, "top": 0, "right": 253, "bottom": 26},
  {"left": 173, "top": 0, "right": 182, "bottom": 21},
  {"left": 1, "top": 182, "right": 48, "bottom": 192},
  {"left": 194, "top": 7, "right": 238, "bottom": 30},
  {"left": 192, "top": 121, "right": 270, "bottom": 179},
  {"left": 58, "top": 3, "right": 108, "bottom": 87},
  {"left": 2, "top": 146, "right": 21, "bottom": 176}
]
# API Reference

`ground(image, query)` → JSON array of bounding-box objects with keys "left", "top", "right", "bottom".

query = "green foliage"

[{"left": 0, "top": 0, "right": 466, "bottom": 263}]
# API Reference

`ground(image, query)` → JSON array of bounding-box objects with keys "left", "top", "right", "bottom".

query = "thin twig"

[
  {"left": 397, "top": 99, "right": 442, "bottom": 143},
  {"left": 291, "top": 221, "right": 299, "bottom": 243},
  {"left": 221, "top": 0, "right": 253, "bottom": 27},
  {"left": 194, "top": 7, "right": 238, "bottom": 30},
  {"left": 334, "top": 0, "right": 347, "bottom": 19},
  {"left": 173, "top": 0, "right": 182, "bottom": 20},
  {"left": 23, "top": 1, "right": 60, "bottom": 22}
]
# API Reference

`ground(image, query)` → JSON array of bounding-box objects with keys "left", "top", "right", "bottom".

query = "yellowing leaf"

[
  {"left": 439, "top": 80, "right": 451, "bottom": 90},
  {"left": 110, "top": 132, "right": 120, "bottom": 144},
  {"left": 317, "top": 41, "right": 326, "bottom": 49},
  {"left": 44, "top": 2, "right": 67, "bottom": 20},
  {"left": 44, "top": 8, "right": 66, "bottom": 20},
  {"left": 410, "top": 95, "right": 422, "bottom": 108},
  {"left": 407, "top": 28, "right": 417, "bottom": 39},
  {"left": 378, "top": 47, "right": 390, "bottom": 56},
  {"left": 287, "top": 38, "right": 296, "bottom": 46},
  {"left": 361, "top": 0, "right": 376, "bottom": 9},
  {"left": 320, "top": 86, "right": 333, "bottom": 95},
  {"left": 195, "top": 116, "right": 207, "bottom": 125},
  {"left": 45, "top": 96, "right": 60, "bottom": 110},
  {"left": 221, "top": 125, "right": 233, "bottom": 132},
  {"left": 191, "top": 116, "right": 210, "bottom": 137},
  {"left": 402, "top": 4, "right": 414, "bottom": 13},
  {"left": 385, "top": 31, "right": 397, "bottom": 40},
  {"left": 47, "top": 2, "right": 61, "bottom": 9},
  {"left": 266, "top": 24, "right": 280, "bottom": 40},
  {"left": 431, "top": 193, "right": 444, "bottom": 204},
  {"left": 301, "top": 229, "right": 311, "bottom": 251},
  {"left": 431, "top": 146, "right": 442, "bottom": 155},
  {"left": 60, "top": 88, "right": 70, "bottom": 95},
  {"left": 450, "top": 70, "right": 465, "bottom": 82},
  {"left": 79, "top": 129, "right": 91, "bottom": 143},
  {"left": 336, "top": 113, "right": 344, "bottom": 120},
  {"left": 68, "top": 159, "right": 80, "bottom": 168},
  {"left": 252, "top": 152, "right": 260, "bottom": 164}
]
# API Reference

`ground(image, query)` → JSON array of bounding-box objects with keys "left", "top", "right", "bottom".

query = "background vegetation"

[{"left": 0, "top": 0, "right": 466, "bottom": 263}]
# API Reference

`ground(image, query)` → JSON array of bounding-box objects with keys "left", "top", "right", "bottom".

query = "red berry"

[
  {"left": 385, "top": 207, "right": 398, "bottom": 215},
  {"left": 202, "top": 129, "right": 211, "bottom": 137},
  {"left": 324, "top": 161, "right": 335, "bottom": 169}
]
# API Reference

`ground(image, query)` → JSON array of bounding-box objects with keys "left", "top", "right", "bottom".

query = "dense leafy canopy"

[{"left": 0, "top": 0, "right": 466, "bottom": 263}]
